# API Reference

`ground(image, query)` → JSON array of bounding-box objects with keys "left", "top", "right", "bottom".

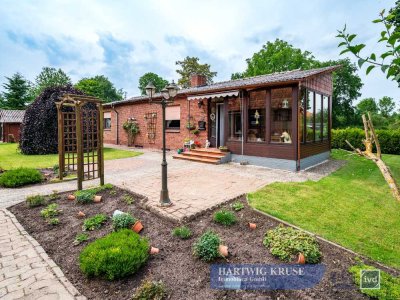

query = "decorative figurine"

[{"left": 280, "top": 131, "right": 292, "bottom": 143}]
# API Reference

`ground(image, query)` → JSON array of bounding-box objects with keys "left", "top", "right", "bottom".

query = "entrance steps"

[{"left": 173, "top": 148, "right": 231, "bottom": 164}]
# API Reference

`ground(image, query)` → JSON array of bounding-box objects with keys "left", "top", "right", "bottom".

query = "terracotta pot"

[
  {"left": 249, "top": 222, "right": 257, "bottom": 230},
  {"left": 218, "top": 245, "right": 228, "bottom": 257},
  {"left": 297, "top": 253, "right": 306, "bottom": 264},
  {"left": 132, "top": 221, "right": 143, "bottom": 233},
  {"left": 150, "top": 246, "right": 159, "bottom": 255},
  {"left": 77, "top": 211, "right": 85, "bottom": 218},
  {"left": 93, "top": 195, "right": 102, "bottom": 203},
  {"left": 67, "top": 194, "right": 75, "bottom": 201}
]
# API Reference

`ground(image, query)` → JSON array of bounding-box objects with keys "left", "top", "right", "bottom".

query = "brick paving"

[{"left": 0, "top": 209, "right": 85, "bottom": 300}]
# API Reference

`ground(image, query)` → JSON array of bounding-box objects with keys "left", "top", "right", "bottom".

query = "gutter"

[{"left": 111, "top": 103, "right": 119, "bottom": 145}]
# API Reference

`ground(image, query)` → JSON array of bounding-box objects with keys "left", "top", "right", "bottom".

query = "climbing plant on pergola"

[{"left": 56, "top": 94, "right": 104, "bottom": 190}]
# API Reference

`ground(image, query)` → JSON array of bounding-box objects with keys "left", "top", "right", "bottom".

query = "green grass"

[
  {"left": 0, "top": 143, "right": 142, "bottom": 170},
  {"left": 248, "top": 149, "right": 400, "bottom": 269}
]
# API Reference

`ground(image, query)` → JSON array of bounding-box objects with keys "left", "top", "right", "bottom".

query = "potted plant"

[
  {"left": 191, "top": 129, "right": 200, "bottom": 136},
  {"left": 194, "top": 140, "right": 202, "bottom": 148},
  {"left": 123, "top": 118, "right": 140, "bottom": 146},
  {"left": 186, "top": 121, "right": 196, "bottom": 130},
  {"left": 219, "top": 146, "right": 229, "bottom": 152}
]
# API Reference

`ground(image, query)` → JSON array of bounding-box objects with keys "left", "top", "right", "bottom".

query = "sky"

[{"left": 0, "top": 0, "right": 398, "bottom": 105}]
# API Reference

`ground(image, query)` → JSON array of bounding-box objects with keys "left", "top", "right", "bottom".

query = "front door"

[{"left": 216, "top": 103, "right": 225, "bottom": 147}]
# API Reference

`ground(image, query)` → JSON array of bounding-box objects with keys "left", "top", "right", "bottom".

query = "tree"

[
  {"left": 231, "top": 39, "right": 363, "bottom": 128},
  {"left": 378, "top": 96, "right": 396, "bottom": 117},
  {"left": 356, "top": 98, "right": 379, "bottom": 115},
  {"left": 337, "top": 4, "right": 400, "bottom": 86},
  {"left": 138, "top": 72, "right": 168, "bottom": 95},
  {"left": 233, "top": 39, "right": 316, "bottom": 79},
  {"left": 32, "top": 67, "right": 72, "bottom": 99},
  {"left": 75, "top": 75, "right": 123, "bottom": 103},
  {"left": 1, "top": 73, "right": 33, "bottom": 109},
  {"left": 176, "top": 56, "right": 217, "bottom": 88}
]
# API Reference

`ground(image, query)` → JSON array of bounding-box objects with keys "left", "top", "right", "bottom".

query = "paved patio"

[{"left": 1, "top": 145, "right": 342, "bottom": 220}]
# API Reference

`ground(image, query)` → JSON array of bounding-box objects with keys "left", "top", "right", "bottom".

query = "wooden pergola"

[{"left": 56, "top": 94, "right": 104, "bottom": 190}]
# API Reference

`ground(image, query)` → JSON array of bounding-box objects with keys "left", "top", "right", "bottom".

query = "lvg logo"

[{"left": 360, "top": 270, "right": 380, "bottom": 289}]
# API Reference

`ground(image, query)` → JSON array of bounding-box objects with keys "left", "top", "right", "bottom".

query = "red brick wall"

[
  {"left": 2, "top": 123, "right": 21, "bottom": 142},
  {"left": 104, "top": 96, "right": 209, "bottom": 150},
  {"left": 301, "top": 73, "right": 333, "bottom": 95}
]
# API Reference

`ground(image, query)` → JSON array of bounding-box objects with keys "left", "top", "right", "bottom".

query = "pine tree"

[{"left": 1, "top": 73, "right": 33, "bottom": 109}]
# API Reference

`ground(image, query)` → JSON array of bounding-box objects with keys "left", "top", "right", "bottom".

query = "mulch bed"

[{"left": 9, "top": 187, "right": 368, "bottom": 300}]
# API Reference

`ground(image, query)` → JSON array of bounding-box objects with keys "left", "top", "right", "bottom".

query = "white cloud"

[{"left": 0, "top": 0, "right": 398, "bottom": 106}]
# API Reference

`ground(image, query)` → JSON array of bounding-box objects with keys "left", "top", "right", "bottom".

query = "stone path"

[{"left": 0, "top": 209, "right": 85, "bottom": 300}]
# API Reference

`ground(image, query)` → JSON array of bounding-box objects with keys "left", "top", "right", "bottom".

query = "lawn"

[
  {"left": 248, "top": 149, "right": 400, "bottom": 269},
  {"left": 0, "top": 143, "right": 142, "bottom": 169}
]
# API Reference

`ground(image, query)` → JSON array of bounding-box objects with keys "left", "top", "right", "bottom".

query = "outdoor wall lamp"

[
  {"left": 145, "top": 80, "right": 179, "bottom": 206},
  {"left": 197, "top": 100, "right": 204, "bottom": 109}
]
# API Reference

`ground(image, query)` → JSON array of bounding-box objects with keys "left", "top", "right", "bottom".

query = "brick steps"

[{"left": 173, "top": 148, "right": 230, "bottom": 164}]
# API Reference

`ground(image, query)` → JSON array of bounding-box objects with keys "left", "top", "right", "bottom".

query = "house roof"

[
  {"left": 104, "top": 65, "right": 339, "bottom": 107},
  {"left": 0, "top": 110, "right": 25, "bottom": 123}
]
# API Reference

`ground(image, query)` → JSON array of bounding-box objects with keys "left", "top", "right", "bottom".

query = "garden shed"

[{"left": 0, "top": 109, "right": 25, "bottom": 142}]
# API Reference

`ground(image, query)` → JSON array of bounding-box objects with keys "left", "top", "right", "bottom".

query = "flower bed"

[{"left": 9, "top": 188, "right": 377, "bottom": 300}]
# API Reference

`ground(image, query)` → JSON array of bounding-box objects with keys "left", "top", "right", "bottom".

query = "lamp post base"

[{"left": 160, "top": 190, "right": 172, "bottom": 207}]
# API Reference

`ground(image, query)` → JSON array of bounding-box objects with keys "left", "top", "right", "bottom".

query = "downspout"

[
  {"left": 240, "top": 90, "right": 244, "bottom": 157},
  {"left": 111, "top": 103, "right": 119, "bottom": 145},
  {"left": 296, "top": 82, "right": 301, "bottom": 171}
]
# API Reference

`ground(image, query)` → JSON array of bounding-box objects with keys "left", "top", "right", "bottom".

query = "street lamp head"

[
  {"left": 145, "top": 81, "right": 156, "bottom": 99},
  {"left": 167, "top": 80, "right": 179, "bottom": 98},
  {"left": 161, "top": 88, "right": 169, "bottom": 100}
]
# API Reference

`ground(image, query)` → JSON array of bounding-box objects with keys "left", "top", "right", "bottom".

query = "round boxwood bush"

[
  {"left": 193, "top": 230, "right": 221, "bottom": 262},
  {"left": 19, "top": 85, "right": 84, "bottom": 155},
  {"left": 79, "top": 229, "right": 149, "bottom": 280},
  {"left": 0, "top": 168, "right": 43, "bottom": 188}
]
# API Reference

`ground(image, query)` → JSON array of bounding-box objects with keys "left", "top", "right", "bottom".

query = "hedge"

[
  {"left": 19, "top": 86, "right": 84, "bottom": 155},
  {"left": 331, "top": 128, "right": 400, "bottom": 155},
  {"left": 0, "top": 168, "right": 43, "bottom": 188}
]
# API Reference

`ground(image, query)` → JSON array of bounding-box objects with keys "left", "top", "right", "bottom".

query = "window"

[
  {"left": 299, "top": 88, "right": 306, "bottom": 143},
  {"left": 271, "top": 87, "right": 292, "bottom": 144},
  {"left": 104, "top": 112, "right": 111, "bottom": 130},
  {"left": 306, "top": 91, "right": 314, "bottom": 142},
  {"left": 165, "top": 105, "right": 180, "bottom": 130},
  {"left": 315, "top": 93, "right": 322, "bottom": 141},
  {"left": 228, "top": 98, "right": 242, "bottom": 141},
  {"left": 247, "top": 90, "right": 266, "bottom": 142},
  {"left": 322, "top": 95, "right": 329, "bottom": 140}
]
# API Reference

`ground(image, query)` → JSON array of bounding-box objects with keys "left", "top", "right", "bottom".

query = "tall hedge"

[
  {"left": 332, "top": 128, "right": 400, "bottom": 155},
  {"left": 19, "top": 86, "right": 84, "bottom": 155}
]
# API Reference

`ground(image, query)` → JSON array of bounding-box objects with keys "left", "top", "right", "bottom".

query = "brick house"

[
  {"left": 0, "top": 110, "right": 25, "bottom": 142},
  {"left": 103, "top": 66, "right": 338, "bottom": 171}
]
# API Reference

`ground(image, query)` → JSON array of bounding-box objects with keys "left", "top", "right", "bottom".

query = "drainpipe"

[
  {"left": 111, "top": 103, "right": 119, "bottom": 145},
  {"left": 296, "top": 83, "right": 301, "bottom": 171}
]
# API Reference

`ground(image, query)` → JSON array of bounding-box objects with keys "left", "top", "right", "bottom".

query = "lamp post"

[{"left": 145, "top": 80, "right": 179, "bottom": 206}]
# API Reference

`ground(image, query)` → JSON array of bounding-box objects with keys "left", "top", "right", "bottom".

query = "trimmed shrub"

[
  {"left": 0, "top": 168, "right": 42, "bottom": 188},
  {"left": 193, "top": 231, "right": 221, "bottom": 262},
  {"left": 19, "top": 86, "right": 86, "bottom": 155},
  {"left": 263, "top": 225, "right": 321, "bottom": 263},
  {"left": 132, "top": 280, "right": 167, "bottom": 300},
  {"left": 79, "top": 229, "right": 149, "bottom": 280},
  {"left": 26, "top": 195, "right": 46, "bottom": 208},
  {"left": 82, "top": 214, "right": 107, "bottom": 231},
  {"left": 172, "top": 226, "right": 192, "bottom": 239},
  {"left": 112, "top": 213, "right": 136, "bottom": 231},
  {"left": 332, "top": 128, "right": 400, "bottom": 154},
  {"left": 349, "top": 263, "right": 400, "bottom": 299},
  {"left": 213, "top": 210, "right": 237, "bottom": 226}
]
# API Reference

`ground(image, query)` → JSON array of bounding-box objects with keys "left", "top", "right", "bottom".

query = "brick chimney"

[{"left": 190, "top": 73, "right": 207, "bottom": 88}]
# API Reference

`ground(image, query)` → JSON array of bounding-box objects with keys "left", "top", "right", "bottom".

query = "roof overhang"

[{"left": 187, "top": 90, "right": 239, "bottom": 101}]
